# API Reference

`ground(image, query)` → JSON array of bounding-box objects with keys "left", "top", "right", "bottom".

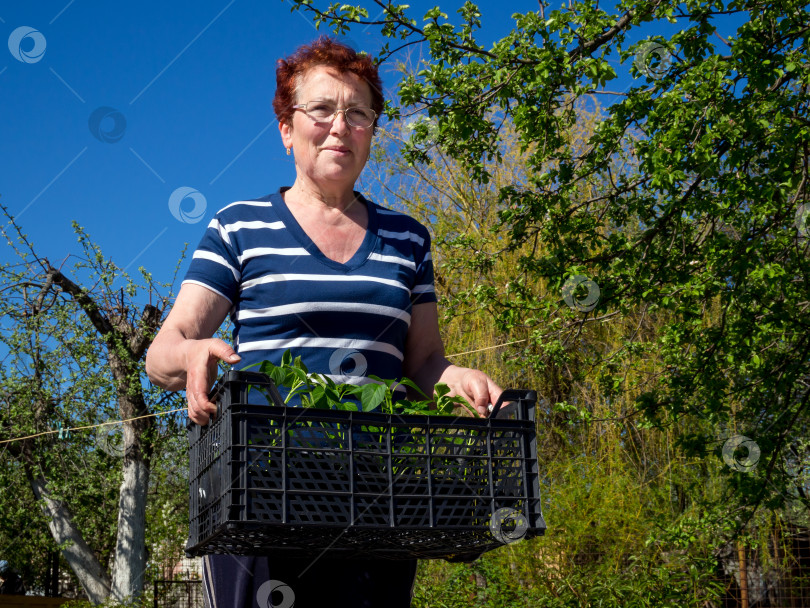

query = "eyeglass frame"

[{"left": 292, "top": 102, "right": 378, "bottom": 129}]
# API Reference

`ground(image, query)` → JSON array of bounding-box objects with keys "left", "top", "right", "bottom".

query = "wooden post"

[
  {"left": 737, "top": 541, "right": 749, "bottom": 608},
  {"left": 49, "top": 551, "right": 59, "bottom": 597}
]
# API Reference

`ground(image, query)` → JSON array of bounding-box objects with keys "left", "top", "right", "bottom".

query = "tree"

[
  {"left": 0, "top": 207, "right": 186, "bottom": 603},
  {"left": 292, "top": 0, "right": 810, "bottom": 530},
  {"left": 284, "top": 1, "right": 810, "bottom": 603},
  {"left": 366, "top": 97, "right": 731, "bottom": 606}
]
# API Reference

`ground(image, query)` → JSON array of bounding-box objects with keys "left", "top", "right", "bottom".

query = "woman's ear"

[{"left": 279, "top": 121, "right": 293, "bottom": 150}]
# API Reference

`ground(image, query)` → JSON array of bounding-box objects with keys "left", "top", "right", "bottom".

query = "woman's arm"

[
  {"left": 402, "top": 302, "right": 502, "bottom": 417},
  {"left": 145, "top": 283, "right": 240, "bottom": 425}
]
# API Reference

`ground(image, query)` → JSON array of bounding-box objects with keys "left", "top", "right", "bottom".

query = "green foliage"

[
  {"left": 292, "top": 0, "right": 810, "bottom": 461},
  {"left": 0, "top": 210, "right": 187, "bottom": 601},
  {"left": 4, "top": 0, "right": 810, "bottom": 602},
  {"left": 291, "top": 0, "right": 810, "bottom": 602},
  {"left": 253, "top": 350, "right": 474, "bottom": 415}
]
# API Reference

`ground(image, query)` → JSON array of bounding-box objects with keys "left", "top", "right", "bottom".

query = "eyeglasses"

[{"left": 292, "top": 102, "right": 377, "bottom": 128}]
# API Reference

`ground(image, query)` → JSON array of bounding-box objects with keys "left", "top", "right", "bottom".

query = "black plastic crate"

[{"left": 185, "top": 370, "right": 545, "bottom": 561}]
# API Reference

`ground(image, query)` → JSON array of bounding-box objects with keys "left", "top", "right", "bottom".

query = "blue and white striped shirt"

[{"left": 183, "top": 189, "right": 436, "bottom": 394}]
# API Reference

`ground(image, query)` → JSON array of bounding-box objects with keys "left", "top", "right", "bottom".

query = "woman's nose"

[{"left": 330, "top": 110, "right": 351, "bottom": 135}]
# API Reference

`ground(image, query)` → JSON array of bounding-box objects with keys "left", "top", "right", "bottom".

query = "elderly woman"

[{"left": 146, "top": 37, "right": 502, "bottom": 608}]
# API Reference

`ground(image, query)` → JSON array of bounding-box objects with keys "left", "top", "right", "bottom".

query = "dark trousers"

[{"left": 202, "top": 554, "right": 418, "bottom": 608}]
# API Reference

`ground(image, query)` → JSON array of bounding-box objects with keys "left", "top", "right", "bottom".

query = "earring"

[{"left": 286, "top": 147, "right": 291, "bottom": 156}]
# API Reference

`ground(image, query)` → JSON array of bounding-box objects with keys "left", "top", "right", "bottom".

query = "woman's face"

[{"left": 280, "top": 65, "right": 374, "bottom": 195}]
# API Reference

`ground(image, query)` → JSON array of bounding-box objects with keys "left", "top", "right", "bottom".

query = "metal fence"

[
  {"left": 147, "top": 538, "right": 810, "bottom": 607},
  {"left": 153, "top": 580, "right": 203, "bottom": 608}
]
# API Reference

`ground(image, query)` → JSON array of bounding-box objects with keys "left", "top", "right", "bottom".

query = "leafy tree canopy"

[{"left": 289, "top": 0, "right": 810, "bottom": 526}]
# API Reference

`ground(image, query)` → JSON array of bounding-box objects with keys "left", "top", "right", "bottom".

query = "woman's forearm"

[
  {"left": 145, "top": 328, "right": 195, "bottom": 391},
  {"left": 145, "top": 283, "right": 235, "bottom": 393}
]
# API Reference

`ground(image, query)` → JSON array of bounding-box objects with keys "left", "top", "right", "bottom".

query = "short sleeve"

[
  {"left": 411, "top": 224, "right": 437, "bottom": 306},
  {"left": 182, "top": 215, "right": 242, "bottom": 304}
]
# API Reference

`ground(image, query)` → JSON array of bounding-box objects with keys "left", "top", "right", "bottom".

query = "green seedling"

[
  {"left": 247, "top": 350, "right": 477, "bottom": 417},
  {"left": 241, "top": 351, "right": 485, "bottom": 482}
]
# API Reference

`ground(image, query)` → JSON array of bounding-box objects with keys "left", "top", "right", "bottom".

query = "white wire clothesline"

[{"left": 0, "top": 338, "right": 528, "bottom": 446}]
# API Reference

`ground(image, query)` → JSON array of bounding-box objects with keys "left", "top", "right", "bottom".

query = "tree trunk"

[
  {"left": 29, "top": 476, "right": 111, "bottom": 603},
  {"left": 107, "top": 350, "right": 154, "bottom": 603},
  {"left": 110, "top": 449, "right": 150, "bottom": 601}
]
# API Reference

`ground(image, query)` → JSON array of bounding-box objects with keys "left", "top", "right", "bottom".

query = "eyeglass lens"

[{"left": 305, "top": 102, "right": 375, "bottom": 127}]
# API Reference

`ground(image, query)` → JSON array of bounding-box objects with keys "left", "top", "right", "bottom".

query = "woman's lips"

[{"left": 323, "top": 146, "right": 351, "bottom": 155}]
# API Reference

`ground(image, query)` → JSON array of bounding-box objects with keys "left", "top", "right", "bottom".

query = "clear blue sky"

[
  {"left": 0, "top": 1, "right": 745, "bottom": 291},
  {"left": 0, "top": 0, "right": 540, "bottom": 288}
]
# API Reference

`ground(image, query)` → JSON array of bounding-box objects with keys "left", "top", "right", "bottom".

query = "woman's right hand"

[
  {"left": 184, "top": 338, "right": 241, "bottom": 425},
  {"left": 145, "top": 283, "right": 236, "bottom": 426}
]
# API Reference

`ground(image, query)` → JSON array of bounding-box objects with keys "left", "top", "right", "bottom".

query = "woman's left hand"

[
  {"left": 440, "top": 366, "right": 503, "bottom": 417},
  {"left": 403, "top": 302, "right": 503, "bottom": 418}
]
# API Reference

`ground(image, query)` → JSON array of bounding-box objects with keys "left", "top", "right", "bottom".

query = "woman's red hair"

[{"left": 273, "top": 37, "right": 383, "bottom": 130}]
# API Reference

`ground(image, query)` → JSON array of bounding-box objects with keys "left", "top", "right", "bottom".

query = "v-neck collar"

[{"left": 272, "top": 188, "right": 377, "bottom": 271}]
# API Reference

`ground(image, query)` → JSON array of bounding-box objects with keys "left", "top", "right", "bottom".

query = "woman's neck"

[{"left": 285, "top": 178, "right": 358, "bottom": 213}]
